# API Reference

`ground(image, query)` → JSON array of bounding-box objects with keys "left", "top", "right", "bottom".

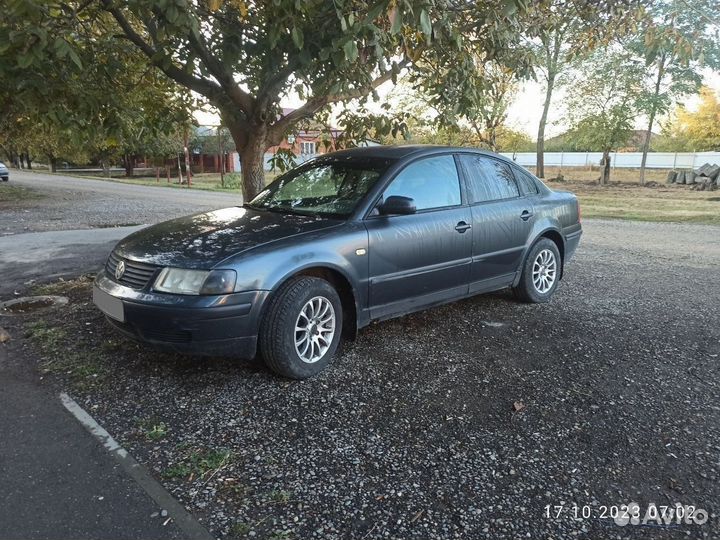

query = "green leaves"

[
  {"left": 419, "top": 9, "right": 431, "bottom": 38},
  {"left": 0, "top": 2, "right": 192, "bottom": 167},
  {"left": 343, "top": 39, "right": 358, "bottom": 62},
  {"left": 389, "top": 6, "right": 402, "bottom": 34},
  {"left": 68, "top": 48, "right": 83, "bottom": 69},
  {"left": 291, "top": 26, "right": 304, "bottom": 49}
]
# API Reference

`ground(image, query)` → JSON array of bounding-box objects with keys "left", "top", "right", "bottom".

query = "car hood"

[{"left": 114, "top": 206, "right": 343, "bottom": 269}]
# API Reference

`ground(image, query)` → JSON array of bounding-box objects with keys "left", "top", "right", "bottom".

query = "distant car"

[
  {"left": 93, "top": 146, "right": 582, "bottom": 379},
  {"left": 0, "top": 161, "right": 8, "bottom": 181}
]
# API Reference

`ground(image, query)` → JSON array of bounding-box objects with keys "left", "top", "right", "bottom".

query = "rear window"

[
  {"left": 514, "top": 168, "right": 539, "bottom": 196},
  {"left": 458, "top": 154, "right": 519, "bottom": 203}
]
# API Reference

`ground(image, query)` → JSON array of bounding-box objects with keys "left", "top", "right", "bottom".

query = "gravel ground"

[
  {"left": 1, "top": 171, "right": 239, "bottom": 235},
  {"left": 6, "top": 219, "right": 720, "bottom": 539}
]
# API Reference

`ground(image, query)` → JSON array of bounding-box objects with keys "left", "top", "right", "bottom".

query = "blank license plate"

[{"left": 93, "top": 286, "right": 125, "bottom": 322}]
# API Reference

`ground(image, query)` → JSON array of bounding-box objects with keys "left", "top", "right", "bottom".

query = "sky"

[
  {"left": 195, "top": 68, "right": 720, "bottom": 140},
  {"left": 505, "top": 68, "right": 720, "bottom": 138}
]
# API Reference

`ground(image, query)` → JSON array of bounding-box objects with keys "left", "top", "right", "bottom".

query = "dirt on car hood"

[{"left": 113, "top": 206, "right": 342, "bottom": 269}]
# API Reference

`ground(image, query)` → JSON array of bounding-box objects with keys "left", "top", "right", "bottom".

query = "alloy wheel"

[
  {"left": 294, "top": 296, "right": 336, "bottom": 363},
  {"left": 532, "top": 249, "right": 557, "bottom": 294}
]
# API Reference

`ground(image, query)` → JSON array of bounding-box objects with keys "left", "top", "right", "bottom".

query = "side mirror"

[{"left": 378, "top": 195, "right": 416, "bottom": 216}]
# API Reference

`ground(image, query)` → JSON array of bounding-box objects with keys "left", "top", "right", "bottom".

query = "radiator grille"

[{"left": 106, "top": 252, "right": 159, "bottom": 290}]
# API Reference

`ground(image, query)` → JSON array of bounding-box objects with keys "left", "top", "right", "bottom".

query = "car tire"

[
  {"left": 259, "top": 276, "right": 343, "bottom": 379},
  {"left": 1, "top": 177, "right": 8, "bottom": 182},
  {"left": 513, "top": 238, "right": 561, "bottom": 303}
]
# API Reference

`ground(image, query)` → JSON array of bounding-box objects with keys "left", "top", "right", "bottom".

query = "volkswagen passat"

[{"left": 93, "top": 146, "right": 582, "bottom": 378}]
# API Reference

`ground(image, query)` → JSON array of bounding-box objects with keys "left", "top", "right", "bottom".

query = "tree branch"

[
  {"left": 182, "top": 19, "right": 254, "bottom": 113},
  {"left": 102, "top": 2, "right": 225, "bottom": 105},
  {"left": 269, "top": 61, "right": 409, "bottom": 142}
]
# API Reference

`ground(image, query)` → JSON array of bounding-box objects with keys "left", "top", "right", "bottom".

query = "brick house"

[{"left": 265, "top": 108, "right": 343, "bottom": 163}]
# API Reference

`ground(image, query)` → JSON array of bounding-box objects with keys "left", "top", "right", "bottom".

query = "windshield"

[{"left": 248, "top": 160, "right": 388, "bottom": 218}]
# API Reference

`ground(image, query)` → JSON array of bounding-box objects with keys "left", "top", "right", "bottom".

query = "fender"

[
  {"left": 219, "top": 222, "right": 370, "bottom": 322},
  {"left": 512, "top": 217, "right": 565, "bottom": 287}
]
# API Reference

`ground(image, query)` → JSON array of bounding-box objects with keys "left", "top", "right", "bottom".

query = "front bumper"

[{"left": 93, "top": 270, "right": 269, "bottom": 358}]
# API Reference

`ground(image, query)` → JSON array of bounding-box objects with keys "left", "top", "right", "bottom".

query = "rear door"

[
  {"left": 365, "top": 154, "right": 472, "bottom": 319},
  {"left": 457, "top": 154, "right": 535, "bottom": 292}
]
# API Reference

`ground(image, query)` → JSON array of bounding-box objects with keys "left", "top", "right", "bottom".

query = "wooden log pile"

[{"left": 666, "top": 163, "right": 720, "bottom": 191}]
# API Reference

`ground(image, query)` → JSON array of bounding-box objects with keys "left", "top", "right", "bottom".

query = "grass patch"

[
  {"left": 27, "top": 320, "right": 67, "bottom": 350},
  {"left": 163, "top": 447, "right": 233, "bottom": 480},
  {"left": 229, "top": 522, "right": 252, "bottom": 537},
  {"left": 0, "top": 184, "right": 44, "bottom": 204},
  {"left": 137, "top": 417, "right": 169, "bottom": 441},
  {"left": 537, "top": 167, "right": 720, "bottom": 226},
  {"left": 27, "top": 318, "right": 108, "bottom": 388},
  {"left": 32, "top": 275, "right": 94, "bottom": 296},
  {"left": 549, "top": 181, "right": 720, "bottom": 225},
  {"left": 269, "top": 490, "right": 293, "bottom": 504}
]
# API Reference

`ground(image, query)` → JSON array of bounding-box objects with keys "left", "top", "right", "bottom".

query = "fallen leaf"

[{"left": 513, "top": 401, "right": 525, "bottom": 412}]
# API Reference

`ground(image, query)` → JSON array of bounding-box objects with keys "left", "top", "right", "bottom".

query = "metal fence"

[{"left": 498, "top": 151, "right": 720, "bottom": 170}]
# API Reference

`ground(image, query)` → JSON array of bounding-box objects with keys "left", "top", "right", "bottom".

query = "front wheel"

[
  {"left": 259, "top": 276, "right": 343, "bottom": 379},
  {"left": 513, "top": 238, "right": 561, "bottom": 303}
]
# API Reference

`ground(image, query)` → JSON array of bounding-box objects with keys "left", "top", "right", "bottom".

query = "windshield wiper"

[{"left": 243, "top": 203, "right": 265, "bottom": 211}]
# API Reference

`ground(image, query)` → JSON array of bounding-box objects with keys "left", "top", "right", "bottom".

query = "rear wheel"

[
  {"left": 259, "top": 276, "right": 343, "bottom": 379},
  {"left": 513, "top": 238, "right": 561, "bottom": 303}
]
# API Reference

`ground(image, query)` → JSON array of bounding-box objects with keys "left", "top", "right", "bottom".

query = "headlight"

[{"left": 153, "top": 268, "right": 237, "bottom": 295}]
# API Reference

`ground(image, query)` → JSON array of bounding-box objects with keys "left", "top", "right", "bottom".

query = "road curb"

[{"left": 59, "top": 392, "right": 215, "bottom": 540}]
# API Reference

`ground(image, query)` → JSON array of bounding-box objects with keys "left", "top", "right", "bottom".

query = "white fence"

[
  {"left": 498, "top": 151, "right": 720, "bottom": 170},
  {"left": 232, "top": 150, "right": 720, "bottom": 173},
  {"left": 230, "top": 152, "right": 317, "bottom": 172}
]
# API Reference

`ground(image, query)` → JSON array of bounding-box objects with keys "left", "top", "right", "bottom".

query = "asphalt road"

[
  {"left": 0, "top": 346, "right": 186, "bottom": 540},
  {"left": 2, "top": 170, "right": 239, "bottom": 235},
  {"left": 0, "top": 226, "right": 146, "bottom": 293}
]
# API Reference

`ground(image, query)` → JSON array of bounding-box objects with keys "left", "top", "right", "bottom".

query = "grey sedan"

[{"left": 93, "top": 145, "right": 582, "bottom": 378}]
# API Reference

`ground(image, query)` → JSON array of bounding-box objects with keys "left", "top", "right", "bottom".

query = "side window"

[
  {"left": 515, "top": 168, "right": 539, "bottom": 196},
  {"left": 459, "top": 155, "right": 519, "bottom": 203},
  {"left": 382, "top": 155, "right": 461, "bottom": 211}
]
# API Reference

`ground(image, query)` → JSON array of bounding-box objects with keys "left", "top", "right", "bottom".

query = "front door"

[{"left": 365, "top": 154, "right": 472, "bottom": 319}]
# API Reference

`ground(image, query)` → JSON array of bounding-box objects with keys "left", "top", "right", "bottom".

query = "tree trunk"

[
  {"left": 123, "top": 153, "right": 134, "bottom": 177},
  {"left": 240, "top": 139, "right": 266, "bottom": 200},
  {"left": 536, "top": 36, "right": 561, "bottom": 179},
  {"left": 600, "top": 150, "right": 611, "bottom": 185},
  {"left": 226, "top": 119, "right": 268, "bottom": 201},
  {"left": 49, "top": 154, "right": 57, "bottom": 173},
  {"left": 25, "top": 151, "right": 32, "bottom": 170},
  {"left": 639, "top": 56, "right": 665, "bottom": 186}
]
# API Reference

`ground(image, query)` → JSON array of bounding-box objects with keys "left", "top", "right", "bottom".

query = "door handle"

[
  {"left": 455, "top": 221, "right": 472, "bottom": 233},
  {"left": 520, "top": 210, "right": 534, "bottom": 221}
]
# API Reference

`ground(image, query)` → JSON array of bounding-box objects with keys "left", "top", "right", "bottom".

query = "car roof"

[{"left": 323, "top": 144, "right": 518, "bottom": 165}]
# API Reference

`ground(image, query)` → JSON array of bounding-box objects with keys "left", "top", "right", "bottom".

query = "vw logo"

[{"left": 115, "top": 260, "right": 126, "bottom": 280}]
